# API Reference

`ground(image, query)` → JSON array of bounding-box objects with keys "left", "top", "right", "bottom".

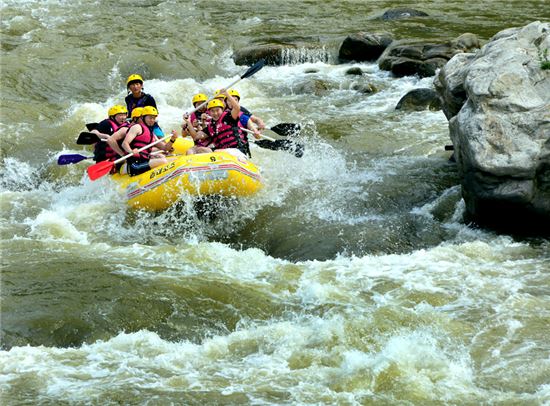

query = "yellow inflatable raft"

[{"left": 110, "top": 138, "right": 263, "bottom": 211}]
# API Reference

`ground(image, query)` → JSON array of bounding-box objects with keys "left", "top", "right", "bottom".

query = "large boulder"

[
  {"left": 434, "top": 21, "right": 550, "bottom": 233},
  {"left": 233, "top": 44, "right": 329, "bottom": 66},
  {"left": 338, "top": 32, "right": 394, "bottom": 62},
  {"left": 379, "top": 33, "right": 480, "bottom": 78},
  {"left": 232, "top": 44, "right": 292, "bottom": 66}
]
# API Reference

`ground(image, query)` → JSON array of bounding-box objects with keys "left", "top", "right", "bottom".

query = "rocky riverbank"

[
  {"left": 435, "top": 21, "right": 550, "bottom": 234},
  {"left": 231, "top": 16, "right": 549, "bottom": 235}
]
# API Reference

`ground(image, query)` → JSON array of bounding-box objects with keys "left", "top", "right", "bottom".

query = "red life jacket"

[
  {"left": 207, "top": 111, "right": 248, "bottom": 152},
  {"left": 189, "top": 111, "right": 210, "bottom": 147},
  {"left": 105, "top": 122, "right": 129, "bottom": 161},
  {"left": 129, "top": 123, "right": 155, "bottom": 160},
  {"left": 94, "top": 118, "right": 124, "bottom": 162}
]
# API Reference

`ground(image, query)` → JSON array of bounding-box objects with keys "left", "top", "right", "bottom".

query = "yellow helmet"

[
  {"left": 108, "top": 105, "right": 128, "bottom": 117},
  {"left": 131, "top": 107, "right": 143, "bottom": 119},
  {"left": 126, "top": 74, "right": 144, "bottom": 87},
  {"left": 228, "top": 89, "right": 240, "bottom": 99},
  {"left": 207, "top": 99, "right": 225, "bottom": 110},
  {"left": 192, "top": 93, "right": 208, "bottom": 104},
  {"left": 213, "top": 89, "right": 227, "bottom": 99},
  {"left": 141, "top": 106, "right": 158, "bottom": 116}
]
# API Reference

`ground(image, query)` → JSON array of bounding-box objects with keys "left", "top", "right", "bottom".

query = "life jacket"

[
  {"left": 104, "top": 122, "right": 130, "bottom": 161},
  {"left": 93, "top": 118, "right": 123, "bottom": 162},
  {"left": 129, "top": 123, "right": 155, "bottom": 160},
  {"left": 190, "top": 112, "right": 210, "bottom": 147},
  {"left": 207, "top": 111, "right": 248, "bottom": 154}
]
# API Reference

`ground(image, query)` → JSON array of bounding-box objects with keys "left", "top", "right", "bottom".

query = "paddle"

[
  {"left": 86, "top": 122, "right": 99, "bottom": 131},
  {"left": 242, "top": 128, "right": 304, "bottom": 158},
  {"left": 57, "top": 154, "right": 93, "bottom": 165},
  {"left": 269, "top": 123, "right": 301, "bottom": 137},
  {"left": 87, "top": 60, "right": 266, "bottom": 181},
  {"left": 76, "top": 131, "right": 102, "bottom": 145}
]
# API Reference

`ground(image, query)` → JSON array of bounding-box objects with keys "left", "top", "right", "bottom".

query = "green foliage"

[{"left": 539, "top": 48, "right": 550, "bottom": 70}]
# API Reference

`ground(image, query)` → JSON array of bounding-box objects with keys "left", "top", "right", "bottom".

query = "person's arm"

[
  {"left": 250, "top": 114, "right": 265, "bottom": 130},
  {"left": 157, "top": 131, "right": 178, "bottom": 152},
  {"left": 106, "top": 128, "right": 127, "bottom": 157},
  {"left": 247, "top": 121, "right": 262, "bottom": 139},
  {"left": 91, "top": 121, "right": 113, "bottom": 140},
  {"left": 186, "top": 116, "right": 210, "bottom": 143},
  {"left": 224, "top": 90, "right": 240, "bottom": 120},
  {"left": 122, "top": 125, "right": 141, "bottom": 156}
]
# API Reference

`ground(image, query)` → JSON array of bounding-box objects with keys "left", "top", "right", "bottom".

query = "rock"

[
  {"left": 294, "top": 79, "right": 331, "bottom": 96},
  {"left": 381, "top": 8, "right": 429, "bottom": 21},
  {"left": 232, "top": 44, "right": 289, "bottom": 66},
  {"left": 338, "top": 32, "right": 394, "bottom": 62},
  {"left": 345, "top": 67, "right": 363, "bottom": 75},
  {"left": 435, "top": 21, "right": 550, "bottom": 234},
  {"left": 351, "top": 83, "right": 377, "bottom": 94},
  {"left": 379, "top": 35, "right": 480, "bottom": 78},
  {"left": 452, "top": 33, "right": 481, "bottom": 52},
  {"left": 233, "top": 44, "right": 329, "bottom": 66},
  {"left": 304, "top": 68, "right": 319, "bottom": 74},
  {"left": 395, "top": 88, "right": 442, "bottom": 111}
]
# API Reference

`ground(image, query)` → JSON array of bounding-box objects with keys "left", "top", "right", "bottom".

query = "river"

[{"left": 1, "top": 0, "right": 549, "bottom": 404}]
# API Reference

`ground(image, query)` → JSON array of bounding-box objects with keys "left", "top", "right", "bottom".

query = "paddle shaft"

[
  {"left": 187, "top": 60, "right": 265, "bottom": 116},
  {"left": 241, "top": 128, "right": 276, "bottom": 142}
]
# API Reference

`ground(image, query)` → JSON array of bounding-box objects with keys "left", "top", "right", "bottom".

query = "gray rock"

[
  {"left": 435, "top": 21, "right": 550, "bottom": 233},
  {"left": 232, "top": 44, "right": 289, "bottom": 66},
  {"left": 378, "top": 34, "right": 480, "bottom": 78},
  {"left": 395, "top": 88, "right": 442, "bottom": 111},
  {"left": 338, "top": 32, "right": 394, "bottom": 62},
  {"left": 232, "top": 44, "right": 329, "bottom": 66},
  {"left": 351, "top": 82, "right": 377, "bottom": 94},
  {"left": 294, "top": 79, "right": 331, "bottom": 96},
  {"left": 381, "top": 8, "right": 429, "bottom": 21}
]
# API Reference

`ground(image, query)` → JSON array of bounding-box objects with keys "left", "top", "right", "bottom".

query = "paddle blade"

[
  {"left": 270, "top": 123, "right": 301, "bottom": 136},
  {"left": 85, "top": 122, "right": 99, "bottom": 131},
  {"left": 87, "top": 160, "right": 114, "bottom": 181},
  {"left": 241, "top": 59, "right": 265, "bottom": 79},
  {"left": 57, "top": 154, "right": 91, "bottom": 165},
  {"left": 254, "top": 139, "right": 304, "bottom": 158},
  {"left": 76, "top": 131, "right": 101, "bottom": 145}
]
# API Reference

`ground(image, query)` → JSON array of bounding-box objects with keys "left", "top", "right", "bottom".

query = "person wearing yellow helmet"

[
  {"left": 90, "top": 105, "right": 128, "bottom": 162},
  {"left": 225, "top": 88, "right": 266, "bottom": 131},
  {"left": 104, "top": 107, "right": 144, "bottom": 162},
  {"left": 186, "top": 90, "right": 252, "bottom": 157},
  {"left": 185, "top": 93, "right": 209, "bottom": 132},
  {"left": 124, "top": 73, "right": 157, "bottom": 116},
  {"left": 175, "top": 93, "right": 212, "bottom": 155},
  {"left": 120, "top": 106, "right": 177, "bottom": 176}
]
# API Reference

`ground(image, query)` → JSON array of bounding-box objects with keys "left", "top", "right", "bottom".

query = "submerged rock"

[
  {"left": 395, "top": 88, "right": 442, "bottom": 111},
  {"left": 434, "top": 21, "right": 550, "bottom": 234},
  {"left": 345, "top": 67, "right": 363, "bottom": 75},
  {"left": 380, "top": 8, "right": 429, "bottom": 21}
]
